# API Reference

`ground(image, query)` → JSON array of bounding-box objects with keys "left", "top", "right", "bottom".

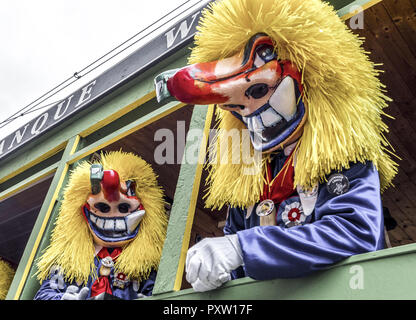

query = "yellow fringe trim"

[
  {"left": 36, "top": 150, "right": 168, "bottom": 285},
  {"left": 0, "top": 259, "right": 15, "bottom": 300},
  {"left": 193, "top": 0, "right": 398, "bottom": 209}
]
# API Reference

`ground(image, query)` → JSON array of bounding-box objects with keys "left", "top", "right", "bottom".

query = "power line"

[
  {"left": 76, "top": 0, "right": 204, "bottom": 79},
  {"left": 0, "top": 0, "right": 204, "bottom": 129},
  {"left": 0, "top": 100, "right": 62, "bottom": 129},
  {"left": 0, "top": 0, "right": 197, "bottom": 126},
  {"left": 76, "top": 0, "right": 196, "bottom": 76}
]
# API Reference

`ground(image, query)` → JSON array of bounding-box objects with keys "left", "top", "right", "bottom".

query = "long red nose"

[
  {"left": 101, "top": 170, "right": 120, "bottom": 202},
  {"left": 166, "top": 63, "right": 229, "bottom": 105}
]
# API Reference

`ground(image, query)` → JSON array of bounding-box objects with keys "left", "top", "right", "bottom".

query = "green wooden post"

[
  {"left": 152, "top": 104, "right": 214, "bottom": 295},
  {"left": 6, "top": 135, "right": 81, "bottom": 300}
]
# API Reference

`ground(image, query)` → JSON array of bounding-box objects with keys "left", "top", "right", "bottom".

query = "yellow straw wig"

[
  {"left": 191, "top": 0, "right": 398, "bottom": 209},
  {"left": 0, "top": 258, "right": 15, "bottom": 300},
  {"left": 36, "top": 150, "right": 168, "bottom": 284}
]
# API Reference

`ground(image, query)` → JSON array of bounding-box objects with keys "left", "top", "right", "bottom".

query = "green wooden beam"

[
  {"left": 6, "top": 135, "right": 80, "bottom": 300},
  {"left": 328, "top": 0, "right": 379, "bottom": 11},
  {"left": 152, "top": 104, "right": 214, "bottom": 295},
  {"left": 0, "top": 162, "right": 58, "bottom": 202},
  {"left": 149, "top": 243, "right": 416, "bottom": 300},
  {"left": 336, "top": 0, "right": 381, "bottom": 18},
  {"left": 67, "top": 100, "right": 187, "bottom": 165}
]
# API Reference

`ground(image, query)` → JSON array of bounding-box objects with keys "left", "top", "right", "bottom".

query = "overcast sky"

[{"left": 0, "top": 0, "right": 206, "bottom": 140}]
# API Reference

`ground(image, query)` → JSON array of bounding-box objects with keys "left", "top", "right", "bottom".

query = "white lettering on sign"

[
  {"left": 8, "top": 124, "right": 29, "bottom": 150},
  {"left": 31, "top": 113, "right": 49, "bottom": 135},
  {"left": 165, "top": 12, "right": 200, "bottom": 48},
  {"left": 75, "top": 80, "right": 97, "bottom": 108},
  {"left": 54, "top": 95, "right": 74, "bottom": 120},
  {"left": 0, "top": 140, "right": 5, "bottom": 155}
]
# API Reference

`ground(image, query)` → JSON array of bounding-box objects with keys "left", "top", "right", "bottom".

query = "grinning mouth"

[
  {"left": 83, "top": 205, "right": 145, "bottom": 243},
  {"left": 238, "top": 76, "right": 305, "bottom": 151}
]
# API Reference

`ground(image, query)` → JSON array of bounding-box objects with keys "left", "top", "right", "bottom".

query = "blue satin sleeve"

[
  {"left": 33, "top": 278, "right": 67, "bottom": 300},
  {"left": 227, "top": 161, "right": 385, "bottom": 280}
]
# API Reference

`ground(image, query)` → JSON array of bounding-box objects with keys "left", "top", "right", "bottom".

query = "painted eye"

[
  {"left": 94, "top": 202, "right": 110, "bottom": 213},
  {"left": 256, "top": 44, "right": 277, "bottom": 63},
  {"left": 245, "top": 83, "right": 269, "bottom": 99},
  {"left": 118, "top": 203, "right": 131, "bottom": 213}
]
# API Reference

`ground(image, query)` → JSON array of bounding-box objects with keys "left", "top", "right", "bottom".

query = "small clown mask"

[
  {"left": 155, "top": 33, "right": 306, "bottom": 153},
  {"left": 82, "top": 164, "right": 145, "bottom": 247}
]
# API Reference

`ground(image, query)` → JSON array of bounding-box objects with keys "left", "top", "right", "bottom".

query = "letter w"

[{"left": 165, "top": 12, "right": 199, "bottom": 48}]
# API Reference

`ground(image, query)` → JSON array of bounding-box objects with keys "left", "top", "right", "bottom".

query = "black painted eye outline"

[
  {"left": 93, "top": 202, "right": 132, "bottom": 214},
  {"left": 245, "top": 83, "right": 270, "bottom": 99},
  {"left": 195, "top": 39, "right": 278, "bottom": 85},
  {"left": 255, "top": 44, "right": 277, "bottom": 64},
  {"left": 94, "top": 202, "right": 111, "bottom": 213},
  {"left": 118, "top": 203, "right": 131, "bottom": 213}
]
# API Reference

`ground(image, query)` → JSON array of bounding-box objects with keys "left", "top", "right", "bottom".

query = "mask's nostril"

[{"left": 245, "top": 83, "right": 269, "bottom": 99}]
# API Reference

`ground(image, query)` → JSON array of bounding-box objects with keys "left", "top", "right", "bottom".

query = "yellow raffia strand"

[
  {"left": 0, "top": 259, "right": 15, "bottom": 300},
  {"left": 193, "top": 0, "right": 398, "bottom": 209},
  {"left": 36, "top": 150, "right": 168, "bottom": 285}
]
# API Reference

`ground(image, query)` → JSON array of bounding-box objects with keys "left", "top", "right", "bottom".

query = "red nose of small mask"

[{"left": 101, "top": 170, "right": 121, "bottom": 202}]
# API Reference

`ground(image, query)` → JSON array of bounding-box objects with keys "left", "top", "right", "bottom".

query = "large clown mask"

[
  {"left": 155, "top": 33, "right": 306, "bottom": 153},
  {"left": 82, "top": 164, "right": 145, "bottom": 248}
]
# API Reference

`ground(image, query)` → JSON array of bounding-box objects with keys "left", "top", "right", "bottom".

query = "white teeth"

[
  {"left": 269, "top": 77, "right": 296, "bottom": 121},
  {"left": 246, "top": 116, "right": 264, "bottom": 133},
  {"left": 104, "top": 219, "right": 114, "bottom": 231},
  {"left": 90, "top": 215, "right": 97, "bottom": 224},
  {"left": 89, "top": 210, "right": 145, "bottom": 236},
  {"left": 96, "top": 218, "right": 104, "bottom": 229},
  {"left": 245, "top": 116, "right": 267, "bottom": 142},
  {"left": 260, "top": 108, "right": 282, "bottom": 127},
  {"left": 242, "top": 76, "right": 296, "bottom": 144},
  {"left": 251, "top": 116, "right": 264, "bottom": 132},
  {"left": 93, "top": 214, "right": 127, "bottom": 232},
  {"left": 125, "top": 210, "right": 146, "bottom": 234},
  {"left": 115, "top": 219, "right": 127, "bottom": 232}
]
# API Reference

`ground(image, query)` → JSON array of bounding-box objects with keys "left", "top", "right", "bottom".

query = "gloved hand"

[
  {"left": 185, "top": 234, "right": 244, "bottom": 292},
  {"left": 61, "top": 285, "right": 90, "bottom": 300}
]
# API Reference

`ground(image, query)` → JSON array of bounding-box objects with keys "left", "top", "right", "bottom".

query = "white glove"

[
  {"left": 61, "top": 285, "right": 90, "bottom": 300},
  {"left": 185, "top": 234, "right": 244, "bottom": 292}
]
